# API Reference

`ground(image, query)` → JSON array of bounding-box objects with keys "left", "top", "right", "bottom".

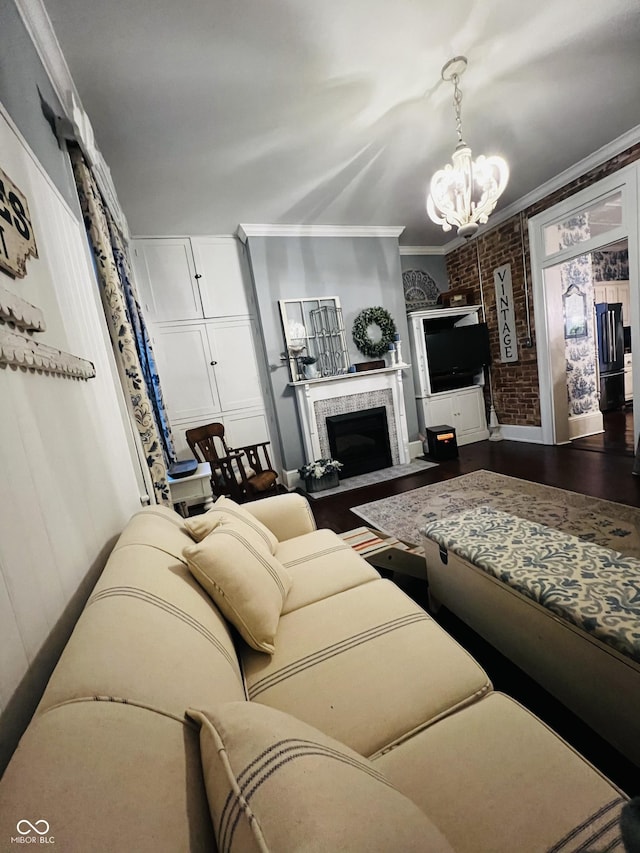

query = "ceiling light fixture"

[{"left": 427, "top": 56, "right": 509, "bottom": 240}]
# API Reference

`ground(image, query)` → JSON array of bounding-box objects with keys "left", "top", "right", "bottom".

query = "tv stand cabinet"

[
  {"left": 408, "top": 307, "right": 489, "bottom": 446},
  {"left": 417, "top": 385, "right": 488, "bottom": 446}
]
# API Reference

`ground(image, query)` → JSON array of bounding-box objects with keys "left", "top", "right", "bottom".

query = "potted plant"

[
  {"left": 298, "top": 458, "right": 343, "bottom": 492},
  {"left": 299, "top": 355, "right": 319, "bottom": 379}
]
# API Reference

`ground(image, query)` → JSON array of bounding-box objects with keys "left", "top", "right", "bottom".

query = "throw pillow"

[
  {"left": 184, "top": 523, "right": 292, "bottom": 654},
  {"left": 184, "top": 496, "right": 278, "bottom": 554},
  {"left": 187, "top": 702, "right": 454, "bottom": 853}
]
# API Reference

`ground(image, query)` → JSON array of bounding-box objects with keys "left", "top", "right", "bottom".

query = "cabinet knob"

[
  {"left": 210, "top": 360, "right": 218, "bottom": 366},
  {"left": 194, "top": 273, "right": 202, "bottom": 280}
]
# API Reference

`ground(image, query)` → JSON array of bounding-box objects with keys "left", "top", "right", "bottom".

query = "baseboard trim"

[
  {"left": 568, "top": 412, "right": 604, "bottom": 440},
  {"left": 409, "top": 439, "right": 424, "bottom": 459},
  {"left": 499, "top": 424, "right": 545, "bottom": 444}
]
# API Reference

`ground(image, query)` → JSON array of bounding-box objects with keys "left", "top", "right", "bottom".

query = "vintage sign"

[
  {"left": 0, "top": 167, "right": 38, "bottom": 278},
  {"left": 493, "top": 264, "right": 519, "bottom": 363}
]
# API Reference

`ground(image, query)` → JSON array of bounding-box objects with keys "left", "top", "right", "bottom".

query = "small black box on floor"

[{"left": 426, "top": 425, "right": 458, "bottom": 460}]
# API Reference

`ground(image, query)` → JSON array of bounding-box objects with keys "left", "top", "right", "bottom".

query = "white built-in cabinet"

[
  {"left": 421, "top": 385, "right": 488, "bottom": 443},
  {"left": 625, "top": 353, "right": 633, "bottom": 402},
  {"left": 594, "top": 281, "right": 630, "bottom": 327},
  {"left": 407, "top": 306, "right": 490, "bottom": 446},
  {"left": 131, "top": 236, "right": 272, "bottom": 461}
]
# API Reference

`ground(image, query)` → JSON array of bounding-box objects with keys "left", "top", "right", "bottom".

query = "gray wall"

[
  {"left": 246, "top": 234, "right": 419, "bottom": 470},
  {"left": 1, "top": 2, "right": 77, "bottom": 212},
  {"left": 400, "top": 253, "right": 449, "bottom": 293}
]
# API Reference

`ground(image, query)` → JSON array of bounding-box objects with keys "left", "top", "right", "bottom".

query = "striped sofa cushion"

[{"left": 188, "top": 702, "right": 454, "bottom": 853}]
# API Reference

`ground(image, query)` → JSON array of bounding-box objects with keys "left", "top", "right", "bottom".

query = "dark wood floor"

[
  {"left": 310, "top": 430, "right": 640, "bottom": 536},
  {"left": 305, "top": 436, "right": 640, "bottom": 795},
  {"left": 571, "top": 405, "right": 636, "bottom": 456}
]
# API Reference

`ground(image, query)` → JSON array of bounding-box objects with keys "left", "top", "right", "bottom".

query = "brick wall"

[{"left": 445, "top": 142, "right": 640, "bottom": 427}]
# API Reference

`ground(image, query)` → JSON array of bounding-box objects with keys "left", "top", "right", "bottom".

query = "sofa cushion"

[
  {"left": 0, "top": 701, "right": 215, "bottom": 853},
  {"left": 184, "top": 496, "right": 278, "bottom": 554},
  {"left": 38, "top": 545, "right": 246, "bottom": 716},
  {"left": 242, "top": 579, "right": 491, "bottom": 756},
  {"left": 244, "top": 492, "right": 317, "bottom": 542},
  {"left": 275, "top": 529, "right": 380, "bottom": 614},
  {"left": 114, "top": 505, "right": 194, "bottom": 562},
  {"left": 373, "top": 692, "right": 628, "bottom": 853},
  {"left": 188, "top": 702, "right": 454, "bottom": 853},
  {"left": 184, "top": 522, "right": 292, "bottom": 654}
]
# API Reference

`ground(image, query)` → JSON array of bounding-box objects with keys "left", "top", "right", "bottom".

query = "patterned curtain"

[{"left": 69, "top": 145, "right": 176, "bottom": 505}]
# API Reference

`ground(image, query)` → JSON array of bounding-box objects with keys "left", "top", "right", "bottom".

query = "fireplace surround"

[{"left": 289, "top": 365, "right": 411, "bottom": 485}]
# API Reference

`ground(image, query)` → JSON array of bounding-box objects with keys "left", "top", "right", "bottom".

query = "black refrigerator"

[{"left": 595, "top": 302, "right": 625, "bottom": 412}]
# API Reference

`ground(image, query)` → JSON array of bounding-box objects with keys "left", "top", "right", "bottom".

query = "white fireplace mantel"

[{"left": 290, "top": 364, "right": 411, "bottom": 467}]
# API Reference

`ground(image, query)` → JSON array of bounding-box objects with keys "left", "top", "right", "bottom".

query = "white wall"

[{"left": 0, "top": 107, "right": 143, "bottom": 772}]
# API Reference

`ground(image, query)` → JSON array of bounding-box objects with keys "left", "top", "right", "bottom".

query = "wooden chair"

[{"left": 185, "top": 422, "right": 280, "bottom": 503}]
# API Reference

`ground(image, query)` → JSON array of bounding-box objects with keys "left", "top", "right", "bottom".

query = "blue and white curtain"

[{"left": 70, "top": 145, "right": 176, "bottom": 505}]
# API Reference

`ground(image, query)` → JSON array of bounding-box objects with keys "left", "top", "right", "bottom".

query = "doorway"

[
  {"left": 541, "top": 238, "right": 632, "bottom": 453},
  {"left": 529, "top": 165, "right": 639, "bottom": 456}
]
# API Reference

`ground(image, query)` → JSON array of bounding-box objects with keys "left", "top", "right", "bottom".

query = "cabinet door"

[
  {"left": 223, "top": 411, "right": 271, "bottom": 448},
  {"left": 206, "top": 320, "right": 264, "bottom": 411},
  {"left": 423, "top": 394, "right": 454, "bottom": 428},
  {"left": 152, "top": 324, "right": 220, "bottom": 421},
  {"left": 131, "top": 239, "right": 202, "bottom": 321},
  {"left": 455, "top": 388, "right": 487, "bottom": 438},
  {"left": 191, "top": 237, "right": 253, "bottom": 318},
  {"left": 617, "top": 281, "right": 630, "bottom": 327},
  {"left": 624, "top": 353, "right": 633, "bottom": 402}
]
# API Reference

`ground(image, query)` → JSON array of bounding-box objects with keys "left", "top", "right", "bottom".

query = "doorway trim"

[{"left": 528, "top": 163, "right": 640, "bottom": 446}]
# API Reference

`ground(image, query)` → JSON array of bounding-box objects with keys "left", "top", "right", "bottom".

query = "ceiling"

[{"left": 41, "top": 0, "right": 640, "bottom": 247}]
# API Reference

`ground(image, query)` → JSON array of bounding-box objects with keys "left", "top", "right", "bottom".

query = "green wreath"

[{"left": 352, "top": 307, "right": 397, "bottom": 358}]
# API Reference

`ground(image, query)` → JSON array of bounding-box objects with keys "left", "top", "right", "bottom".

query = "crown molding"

[
  {"left": 237, "top": 224, "right": 405, "bottom": 243},
  {"left": 398, "top": 245, "right": 447, "bottom": 256},
  {"left": 13, "top": 0, "right": 78, "bottom": 117},
  {"left": 442, "top": 123, "right": 640, "bottom": 254},
  {"left": 14, "top": 0, "right": 130, "bottom": 238}
]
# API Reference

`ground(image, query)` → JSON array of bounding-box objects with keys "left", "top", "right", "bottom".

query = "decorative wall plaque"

[
  {"left": 0, "top": 166, "right": 38, "bottom": 278},
  {"left": 494, "top": 264, "right": 519, "bottom": 363}
]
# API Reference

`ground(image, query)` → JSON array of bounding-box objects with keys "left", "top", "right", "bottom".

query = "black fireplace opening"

[{"left": 326, "top": 406, "right": 393, "bottom": 479}]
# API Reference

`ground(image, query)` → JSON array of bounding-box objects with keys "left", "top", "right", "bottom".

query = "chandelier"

[{"left": 427, "top": 56, "right": 509, "bottom": 240}]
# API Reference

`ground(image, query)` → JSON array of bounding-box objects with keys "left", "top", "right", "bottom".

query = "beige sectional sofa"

[{"left": 0, "top": 493, "right": 632, "bottom": 852}]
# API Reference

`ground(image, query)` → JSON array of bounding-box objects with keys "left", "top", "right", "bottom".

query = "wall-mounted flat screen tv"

[{"left": 425, "top": 323, "right": 491, "bottom": 378}]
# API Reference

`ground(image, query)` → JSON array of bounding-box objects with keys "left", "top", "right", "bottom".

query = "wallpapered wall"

[
  {"left": 592, "top": 249, "right": 629, "bottom": 281},
  {"left": 560, "top": 247, "right": 599, "bottom": 418}
]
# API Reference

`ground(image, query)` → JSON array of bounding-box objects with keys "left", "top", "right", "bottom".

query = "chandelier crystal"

[{"left": 427, "top": 56, "right": 509, "bottom": 240}]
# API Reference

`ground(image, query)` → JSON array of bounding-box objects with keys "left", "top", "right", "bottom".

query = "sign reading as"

[
  {"left": 493, "top": 264, "right": 519, "bottom": 363},
  {"left": 0, "top": 167, "right": 38, "bottom": 279}
]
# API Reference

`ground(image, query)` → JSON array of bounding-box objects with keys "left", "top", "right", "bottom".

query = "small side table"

[{"left": 167, "top": 462, "right": 214, "bottom": 517}]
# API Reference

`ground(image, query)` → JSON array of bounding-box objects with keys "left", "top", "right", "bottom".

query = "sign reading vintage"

[
  {"left": 493, "top": 263, "right": 519, "bottom": 363},
  {"left": 0, "top": 167, "right": 38, "bottom": 278}
]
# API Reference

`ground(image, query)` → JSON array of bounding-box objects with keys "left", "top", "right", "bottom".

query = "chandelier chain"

[
  {"left": 427, "top": 55, "right": 509, "bottom": 239},
  {"left": 451, "top": 73, "right": 464, "bottom": 145}
]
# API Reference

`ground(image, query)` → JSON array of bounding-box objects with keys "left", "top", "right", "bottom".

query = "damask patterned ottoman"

[{"left": 422, "top": 505, "right": 640, "bottom": 766}]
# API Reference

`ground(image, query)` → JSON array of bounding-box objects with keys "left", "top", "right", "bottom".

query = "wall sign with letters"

[
  {"left": 0, "top": 166, "right": 38, "bottom": 278},
  {"left": 493, "top": 264, "right": 519, "bottom": 363}
]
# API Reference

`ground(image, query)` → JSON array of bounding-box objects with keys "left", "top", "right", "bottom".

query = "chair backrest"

[{"left": 186, "top": 423, "right": 231, "bottom": 464}]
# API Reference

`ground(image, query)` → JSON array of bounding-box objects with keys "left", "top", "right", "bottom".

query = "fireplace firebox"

[{"left": 326, "top": 406, "right": 393, "bottom": 478}]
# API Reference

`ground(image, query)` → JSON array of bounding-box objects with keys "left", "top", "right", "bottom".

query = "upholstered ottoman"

[{"left": 422, "top": 505, "right": 640, "bottom": 766}]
